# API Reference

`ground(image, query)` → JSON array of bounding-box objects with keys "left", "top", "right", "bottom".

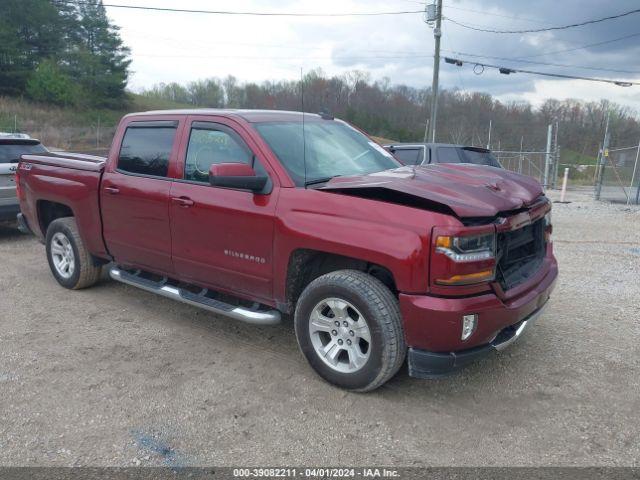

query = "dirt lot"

[{"left": 0, "top": 190, "right": 638, "bottom": 467}]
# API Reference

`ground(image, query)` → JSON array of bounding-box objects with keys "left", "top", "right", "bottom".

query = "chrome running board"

[
  {"left": 109, "top": 266, "right": 281, "bottom": 325},
  {"left": 492, "top": 302, "right": 548, "bottom": 352}
]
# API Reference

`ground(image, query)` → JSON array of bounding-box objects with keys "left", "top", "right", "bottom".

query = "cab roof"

[{"left": 126, "top": 109, "right": 327, "bottom": 123}]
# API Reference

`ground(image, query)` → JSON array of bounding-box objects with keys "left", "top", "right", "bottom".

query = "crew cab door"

[
  {"left": 100, "top": 119, "right": 182, "bottom": 274},
  {"left": 169, "top": 117, "right": 277, "bottom": 302}
]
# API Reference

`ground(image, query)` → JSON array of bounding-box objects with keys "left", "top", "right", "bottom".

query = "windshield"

[
  {"left": 0, "top": 142, "right": 47, "bottom": 164},
  {"left": 254, "top": 120, "right": 400, "bottom": 186}
]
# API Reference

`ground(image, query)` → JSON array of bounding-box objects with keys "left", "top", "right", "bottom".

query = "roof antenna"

[{"left": 301, "top": 67, "right": 307, "bottom": 187}]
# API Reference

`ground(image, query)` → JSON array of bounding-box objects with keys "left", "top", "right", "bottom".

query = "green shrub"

[{"left": 26, "top": 60, "right": 79, "bottom": 107}]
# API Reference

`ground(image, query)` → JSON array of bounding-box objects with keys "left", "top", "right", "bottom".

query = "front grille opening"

[{"left": 496, "top": 219, "right": 545, "bottom": 291}]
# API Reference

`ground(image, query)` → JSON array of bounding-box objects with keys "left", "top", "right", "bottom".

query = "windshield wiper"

[{"left": 305, "top": 175, "right": 340, "bottom": 187}]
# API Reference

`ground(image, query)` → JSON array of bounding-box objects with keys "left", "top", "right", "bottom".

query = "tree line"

[
  {"left": 142, "top": 70, "right": 640, "bottom": 158},
  {"left": 0, "top": 0, "right": 130, "bottom": 108},
  {"left": 2, "top": 0, "right": 638, "bottom": 157}
]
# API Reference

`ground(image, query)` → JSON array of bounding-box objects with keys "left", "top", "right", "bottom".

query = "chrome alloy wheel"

[
  {"left": 50, "top": 232, "right": 75, "bottom": 279},
  {"left": 309, "top": 297, "right": 372, "bottom": 374}
]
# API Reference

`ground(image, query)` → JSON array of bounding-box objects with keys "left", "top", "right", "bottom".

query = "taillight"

[{"left": 431, "top": 228, "right": 497, "bottom": 287}]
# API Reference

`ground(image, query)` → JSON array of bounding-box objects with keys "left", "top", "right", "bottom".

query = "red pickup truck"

[{"left": 16, "top": 109, "right": 557, "bottom": 391}]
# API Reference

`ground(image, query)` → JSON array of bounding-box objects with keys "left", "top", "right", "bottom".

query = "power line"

[
  {"left": 52, "top": 0, "right": 423, "bottom": 17},
  {"left": 125, "top": 30, "right": 639, "bottom": 75},
  {"left": 515, "top": 32, "right": 640, "bottom": 58},
  {"left": 445, "top": 8, "right": 640, "bottom": 34},
  {"left": 442, "top": 49, "right": 640, "bottom": 75},
  {"left": 123, "top": 29, "right": 639, "bottom": 74},
  {"left": 444, "top": 56, "right": 639, "bottom": 86},
  {"left": 444, "top": 5, "right": 551, "bottom": 26},
  {"left": 395, "top": 0, "right": 553, "bottom": 24},
  {"left": 134, "top": 52, "right": 435, "bottom": 61}
]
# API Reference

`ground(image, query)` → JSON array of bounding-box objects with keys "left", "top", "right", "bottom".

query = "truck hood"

[{"left": 320, "top": 164, "right": 544, "bottom": 218}]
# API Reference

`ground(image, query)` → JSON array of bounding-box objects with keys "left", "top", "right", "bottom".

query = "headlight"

[{"left": 436, "top": 233, "right": 495, "bottom": 262}]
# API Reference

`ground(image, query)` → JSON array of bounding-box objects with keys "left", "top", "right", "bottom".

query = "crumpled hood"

[{"left": 320, "top": 164, "right": 544, "bottom": 218}]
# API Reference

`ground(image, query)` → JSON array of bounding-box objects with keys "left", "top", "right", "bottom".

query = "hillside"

[
  {"left": 0, "top": 95, "right": 395, "bottom": 151},
  {"left": 0, "top": 94, "right": 191, "bottom": 152}
]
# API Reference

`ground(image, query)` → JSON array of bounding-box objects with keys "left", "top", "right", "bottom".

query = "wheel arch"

[
  {"left": 283, "top": 248, "right": 398, "bottom": 314},
  {"left": 37, "top": 199, "right": 74, "bottom": 236}
]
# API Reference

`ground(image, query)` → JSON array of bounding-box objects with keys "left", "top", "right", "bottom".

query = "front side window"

[
  {"left": 436, "top": 147, "right": 462, "bottom": 164},
  {"left": 255, "top": 120, "right": 400, "bottom": 186},
  {"left": 117, "top": 126, "right": 177, "bottom": 177},
  {"left": 393, "top": 148, "right": 423, "bottom": 165},
  {"left": 459, "top": 148, "right": 502, "bottom": 167},
  {"left": 184, "top": 126, "right": 253, "bottom": 183}
]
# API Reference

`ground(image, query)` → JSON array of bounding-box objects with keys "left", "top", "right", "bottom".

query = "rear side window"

[
  {"left": 393, "top": 148, "right": 423, "bottom": 165},
  {"left": 118, "top": 126, "right": 177, "bottom": 177},
  {"left": 0, "top": 143, "right": 47, "bottom": 163},
  {"left": 436, "top": 147, "right": 462, "bottom": 163}
]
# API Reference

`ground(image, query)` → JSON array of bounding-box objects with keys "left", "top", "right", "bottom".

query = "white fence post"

[{"left": 560, "top": 168, "right": 569, "bottom": 203}]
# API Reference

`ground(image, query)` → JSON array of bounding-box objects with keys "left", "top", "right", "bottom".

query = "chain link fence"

[
  {"left": 493, "top": 150, "right": 548, "bottom": 185},
  {"left": 2, "top": 117, "right": 116, "bottom": 156},
  {"left": 5, "top": 113, "right": 638, "bottom": 205},
  {"left": 595, "top": 144, "right": 640, "bottom": 205}
]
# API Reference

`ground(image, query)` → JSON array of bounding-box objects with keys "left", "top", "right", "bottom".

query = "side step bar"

[{"left": 109, "top": 267, "right": 281, "bottom": 325}]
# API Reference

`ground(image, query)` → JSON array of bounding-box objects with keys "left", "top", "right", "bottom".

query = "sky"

[{"left": 103, "top": 0, "right": 640, "bottom": 110}]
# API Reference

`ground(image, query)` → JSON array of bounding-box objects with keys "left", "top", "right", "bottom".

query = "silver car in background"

[
  {"left": 384, "top": 143, "right": 503, "bottom": 168},
  {"left": 0, "top": 134, "right": 48, "bottom": 226}
]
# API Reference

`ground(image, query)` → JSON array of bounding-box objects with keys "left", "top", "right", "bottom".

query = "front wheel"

[
  {"left": 294, "top": 270, "right": 406, "bottom": 392},
  {"left": 46, "top": 217, "right": 102, "bottom": 290}
]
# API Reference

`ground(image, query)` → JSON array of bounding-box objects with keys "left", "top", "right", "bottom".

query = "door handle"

[
  {"left": 105, "top": 186, "right": 119, "bottom": 194},
  {"left": 171, "top": 196, "right": 194, "bottom": 207}
]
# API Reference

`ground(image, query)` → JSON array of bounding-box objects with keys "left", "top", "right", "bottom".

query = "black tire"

[
  {"left": 294, "top": 270, "right": 406, "bottom": 392},
  {"left": 45, "top": 217, "right": 102, "bottom": 290}
]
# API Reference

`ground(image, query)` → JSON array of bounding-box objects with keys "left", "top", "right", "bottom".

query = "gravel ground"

[{"left": 0, "top": 190, "right": 638, "bottom": 467}]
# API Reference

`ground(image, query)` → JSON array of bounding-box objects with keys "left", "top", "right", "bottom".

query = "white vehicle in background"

[{"left": 0, "top": 133, "right": 48, "bottom": 227}]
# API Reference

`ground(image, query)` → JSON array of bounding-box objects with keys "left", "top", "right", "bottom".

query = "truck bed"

[
  {"left": 18, "top": 151, "right": 109, "bottom": 258},
  {"left": 21, "top": 151, "right": 106, "bottom": 171}
]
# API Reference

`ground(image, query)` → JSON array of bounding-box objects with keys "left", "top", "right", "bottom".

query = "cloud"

[{"left": 104, "top": 0, "right": 640, "bottom": 111}]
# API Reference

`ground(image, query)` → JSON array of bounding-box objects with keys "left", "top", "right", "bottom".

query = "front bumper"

[
  {"left": 407, "top": 302, "right": 548, "bottom": 378},
  {"left": 400, "top": 256, "right": 558, "bottom": 378}
]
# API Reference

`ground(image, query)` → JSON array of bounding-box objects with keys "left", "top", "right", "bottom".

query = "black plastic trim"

[
  {"left": 127, "top": 120, "right": 178, "bottom": 128},
  {"left": 407, "top": 344, "right": 494, "bottom": 379},
  {"left": 0, "top": 204, "right": 20, "bottom": 222},
  {"left": 16, "top": 213, "right": 32, "bottom": 233}
]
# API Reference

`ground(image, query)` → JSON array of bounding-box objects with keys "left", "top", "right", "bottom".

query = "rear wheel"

[
  {"left": 46, "top": 217, "right": 102, "bottom": 289},
  {"left": 294, "top": 270, "right": 406, "bottom": 392}
]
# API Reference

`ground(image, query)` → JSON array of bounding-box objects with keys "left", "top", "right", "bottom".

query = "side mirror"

[{"left": 209, "top": 163, "right": 268, "bottom": 193}]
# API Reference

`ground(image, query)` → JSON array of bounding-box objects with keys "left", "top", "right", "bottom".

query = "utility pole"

[
  {"left": 487, "top": 119, "right": 492, "bottom": 149},
  {"left": 427, "top": 0, "right": 443, "bottom": 143}
]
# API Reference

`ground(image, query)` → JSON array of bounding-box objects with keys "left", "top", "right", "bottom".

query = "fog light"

[{"left": 461, "top": 314, "right": 477, "bottom": 341}]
